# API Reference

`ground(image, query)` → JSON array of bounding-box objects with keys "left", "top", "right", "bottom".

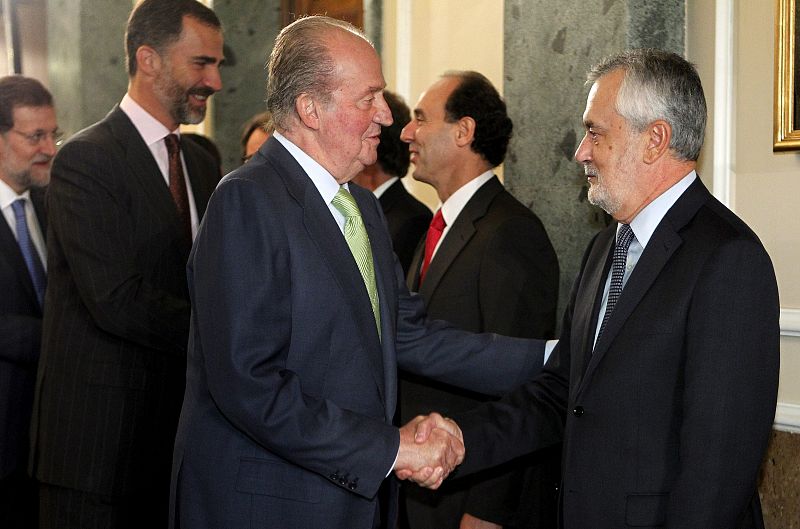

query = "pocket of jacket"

[
  {"left": 236, "top": 457, "right": 321, "bottom": 503},
  {"left": 626, "top": 492, "right": 668, "bottom": 527}
]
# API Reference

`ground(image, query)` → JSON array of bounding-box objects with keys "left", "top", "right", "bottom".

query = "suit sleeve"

[
  {"left": 665, "top": 237, "right": 779, "bottom": 528},
  {"left": 48, "top": 138, "right": 190, "bottom": 354},
  {"left": 190, "top": 178, "right": 399, "bottom": 500}
]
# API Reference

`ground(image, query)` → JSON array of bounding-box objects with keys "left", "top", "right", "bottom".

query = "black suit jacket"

[
  {"left": 0, "top": 189, "right": 46, "bottom": 479},
  {"left": 456, "top": 178, "right": 779, "bottom": 529},
  {"left": 379, "top": 178, "right": 431, "bottom": 275},
  {"left": 169, "top": 137, "right": 546, "bottom": 529},
  {"left": 402, "top": 176, "right": 560, "bottom": 527},
  {"left": 29, "top": 106, "right": 220, "bottom": 497}
]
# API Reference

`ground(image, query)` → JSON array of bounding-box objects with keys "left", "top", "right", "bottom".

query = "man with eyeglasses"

[
  {"left": 0, "top": 74, "right": 57, "bottom": 529},
  {"left": 28, "top": 1, "right": 223, "bottom": 527}
]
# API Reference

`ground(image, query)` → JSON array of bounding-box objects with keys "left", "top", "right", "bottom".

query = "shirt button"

[{"left": 573, "top": 406, "right": 584, "bottom": 417}]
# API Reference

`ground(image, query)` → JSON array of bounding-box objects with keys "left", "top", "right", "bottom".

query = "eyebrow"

[{"left": 193, "top": 55, "right": 223, "bottom": 65}]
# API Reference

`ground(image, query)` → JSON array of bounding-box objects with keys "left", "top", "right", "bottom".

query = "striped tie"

[
  {"left": 332, "top": 187, "right": 381, "bottom": 337},
  {"left": 12, "top": 199, "right": 46, "bottom": 307}
]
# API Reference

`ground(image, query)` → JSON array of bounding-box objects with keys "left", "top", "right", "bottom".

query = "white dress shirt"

[
  {"left": 119, "top": 94, "right": 200, "bottom": 238},
  {"left": 592, "top": 170, "right": 697, "bottom": 347}
]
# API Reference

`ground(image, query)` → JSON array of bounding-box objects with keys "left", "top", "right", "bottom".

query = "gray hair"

[
  {"left": 588, "top": 49, "right": 707, "bottom": 161},
  {"left": 266, "top": 16, "right": 370, "bottom": 131}
]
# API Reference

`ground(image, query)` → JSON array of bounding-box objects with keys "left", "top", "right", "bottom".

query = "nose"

[
  {"left": 574, "top": 133, "right": 592, "bottom": 164},
  {"left": 374, "top": 93, "right": 393, "bottom": 127},
  {"left": 206, "top": 65, "right": 223, "bottom": 93},
  {"left": 400, "top": 121, "right": 416, "bottom": 144},
  {"left": 40, "top": 135, "right": 58, "bottom": 157}
]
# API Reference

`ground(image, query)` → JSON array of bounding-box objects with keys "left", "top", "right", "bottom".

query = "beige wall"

[
  {"left": 382, "top": 0, "right": 504, "bottom": 209},
  {"left": 383, "top": 0, "right": 800, "bottom": 414},
  {"left": 732, "top": 0, "right": 800, "bottom": 408}
]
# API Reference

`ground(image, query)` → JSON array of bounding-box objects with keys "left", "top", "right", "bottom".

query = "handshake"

[{"left": 394, "top": 413, "right": 464, "bottom": 490}]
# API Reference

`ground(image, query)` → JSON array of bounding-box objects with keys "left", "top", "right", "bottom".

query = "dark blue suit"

[
  {"left": 170, "top": 137, "right": 545, "bottom": 529},
  {"left": 0, "top": 187, "right": 45, "bottom": 527}
]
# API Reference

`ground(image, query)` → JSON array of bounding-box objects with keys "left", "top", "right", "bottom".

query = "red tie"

[
  {"left": 164, "top": 134, "right": 191, "bottom": 241},
  {"left": 419, "top": 209, "right": 446, "bottom": 285}
]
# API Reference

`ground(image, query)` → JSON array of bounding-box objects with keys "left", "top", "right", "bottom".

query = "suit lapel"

[
  {"left": 265, "top": 140, "right": 387, "bottom": 405},
  {"left": 182, "top": 137, "right": 216, "bottom": 216},
  {"left": 355, "top": 184, "right": 399, "bottom": 420},
  {"left": 578, "top": 179, "right": 710, "bottom": 393},
  {"left": 418, "top": 176, "right": 503, "bottom": 299},
  {"left": 105, "top": 107, "right": 191, "bottom": 252}
]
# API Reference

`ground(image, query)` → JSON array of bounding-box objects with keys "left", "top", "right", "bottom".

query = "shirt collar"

[
  {"left": 440, "top": 170, "right": 494, "bottom": 226},
  {"left": 626, "top": 170, "right": 697, "bottom": 248},
  {"left": 0, "top": 178, "right": 30, "bottom": 210},
  {"left": 373, "top": 176, "right": 399, "bottom": 198},
  {"left": 119, "top": 93, "right": 180, "bottom": 146},
  {"left": 273, "top": 131, "right": 342, "bottom": 204}
]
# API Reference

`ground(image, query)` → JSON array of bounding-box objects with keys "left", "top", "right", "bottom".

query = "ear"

[
  {"left": 295, "top": 93, "right": 320, "bottom": 130},
  {"left": 643, "top": 120, "right": 671, "bottom": 164},
  {"left": 454, "top": 116, "right": 476, "bottom": 148},
  {"left": 135, "top": 45, "right": 161, "bottom": 77}
]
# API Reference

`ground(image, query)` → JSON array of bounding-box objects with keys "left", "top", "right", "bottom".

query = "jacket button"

[
  {"left": 348, "top": 479, "right": 358, "bottom": 490},
  {"left": 330, "top": 471, "right": 339, "bottom": 481},
  {"left": 572, "top": 406, "right": 584, "bottom": 417}
]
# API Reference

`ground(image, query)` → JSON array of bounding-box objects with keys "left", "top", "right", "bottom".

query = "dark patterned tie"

[
  {"left": 419, "top": 209, "right": 446, "bottom": 285},
  {"left": 597, "top": 223, "right": 634, "bottom": 341},
  {"left": 12, "top": 199, "right": 46, "bottom": 307},
  {"left": 164, "top": 134, "right": 191, "bottom": 240}
]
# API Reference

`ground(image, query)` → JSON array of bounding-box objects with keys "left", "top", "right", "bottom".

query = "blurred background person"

[
  {"left": 240, "top": 110, "right": 273, "bottom": 164},
  {"left": 0, "top": 74, "right": 57, "bottom": 529},
  {"left": 352, "top": 90, "right": 431, "bottom": 275}
]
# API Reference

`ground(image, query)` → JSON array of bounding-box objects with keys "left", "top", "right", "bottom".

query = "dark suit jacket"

[
  {"left": 0, "top": 188, "right": 46, "bottom": 479},
  {"left": 169, "top": 137, "right": 545, "bottom": 529},
  {"left": 379, "top": 178, "right": 431, "bottom": 275},
  {"left": 456, "top": 178, "right": 779, "bottom": 529},
  {"left": 402, "top": 176, "right": 560, "bottom": 528},
  {"left": 29, "top": 106, "right": 220, "bottom": 498}
]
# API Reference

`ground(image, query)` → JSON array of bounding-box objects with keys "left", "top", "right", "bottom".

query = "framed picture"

[{"left": 775, "top": 0, "right": 800, "bottom": 150}]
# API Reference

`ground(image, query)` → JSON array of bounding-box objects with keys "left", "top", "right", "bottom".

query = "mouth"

[{"left": 188, "top": 88, "right": 214, "bottom": 106}]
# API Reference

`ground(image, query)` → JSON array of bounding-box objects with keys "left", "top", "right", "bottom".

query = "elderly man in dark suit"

[
  {"left": 170, "top": 15, "right": 548, "bottom": 529},
  {"left": 399, "top": 71, "right": 560, "bottom": 529},
  {"left": 352, "top": 90, "right": 432, "bottom": 275},
  {"left": 29, "top": 1, "right": 223, "bottom": 527},
  {"left": 0, "top": 75, "right": 57, "bottom": 529},
  {"left": 410, "top": 49, "right": 780, "bottom": 529}
]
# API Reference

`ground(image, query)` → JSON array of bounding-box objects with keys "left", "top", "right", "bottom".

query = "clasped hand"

[{"left": 394, "top": 412, "right": 464, "bottom": 490}]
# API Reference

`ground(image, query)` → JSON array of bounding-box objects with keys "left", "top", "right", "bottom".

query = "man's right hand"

[{"left": 394, "top": 413, "right": 464, "bottom": 489}]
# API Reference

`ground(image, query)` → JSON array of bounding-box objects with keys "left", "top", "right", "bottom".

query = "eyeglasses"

[{"left": 10, "top": 128, "right": 65, "bottom": 147}]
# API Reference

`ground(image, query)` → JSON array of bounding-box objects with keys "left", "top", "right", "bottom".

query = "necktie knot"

[
  {"left": 419, "top": 209, "right": 446, "bottom": 285},
  {"left": 164, "top": 133, "right": 180, "bottom": 156},
  {"left": 616, "top": 223, "right": 634, "bottom": 251},
  {"left": 331, "top": 187, "right": 361, "bottom": 218}
]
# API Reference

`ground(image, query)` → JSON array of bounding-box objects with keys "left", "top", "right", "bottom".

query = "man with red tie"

[{"left": 399, "top": 71, "right": 560, "bottom": 529}]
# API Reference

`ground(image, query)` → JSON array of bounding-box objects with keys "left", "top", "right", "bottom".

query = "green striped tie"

[{"left": 332, "top": 186, "right": 381, "bottom": 337}]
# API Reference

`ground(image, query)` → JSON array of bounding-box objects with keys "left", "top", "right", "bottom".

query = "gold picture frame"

[{"left": 775, "top": 0, "right": 800, "bottom": 150}]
